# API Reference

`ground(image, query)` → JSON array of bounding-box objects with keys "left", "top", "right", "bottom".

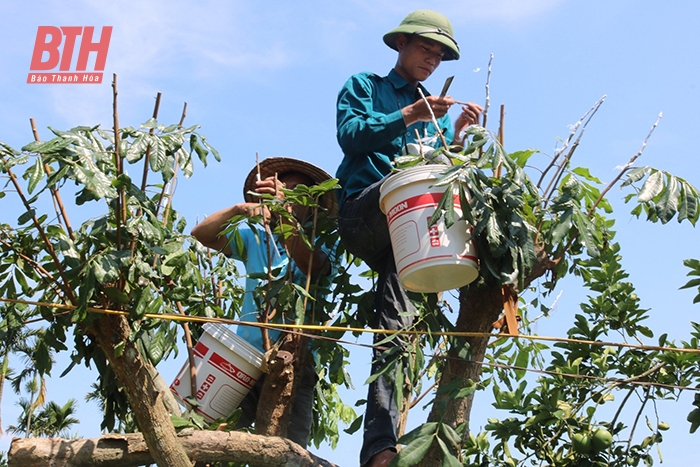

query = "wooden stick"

[
  {"left": 111, "top": 74, "right": 124, "bottom": 251},
  {"left": 140, "top": 92, "right": 162, "bottom": 192},
  {"left": 494, "top": 104, "right": 505, "bottom": 179},
  {"left": 175, "top": 300, "right": 198, "bottom": 401}
]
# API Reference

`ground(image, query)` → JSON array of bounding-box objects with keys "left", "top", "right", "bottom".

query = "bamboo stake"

[
  {"left": 155, "top": 102, "right": 187, "bottom": 221},
  {"left": 175, "top": 300, "right": 198, "bottom": 401},
  {"left": 111, "top": 74, "right": 124, "bottom": 251},
  {"left": 29, "top": 118, "right": 74, "bottom": 239},
  {"left": 140, "top": 92, "right": 162, "bottom": 192},
  {"left": 494, "top": 104, "right": 505, "bottom": 179}
]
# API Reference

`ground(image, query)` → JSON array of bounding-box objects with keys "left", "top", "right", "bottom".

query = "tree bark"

[
  {"left": 8, "top": 430, "right": 339, "bottom": 467},
  {"left": 88, "top": 314, "right": 192, "bottom": 467},
  {"left": 255, "top": 333, "right": 309, "bottom": 438}
]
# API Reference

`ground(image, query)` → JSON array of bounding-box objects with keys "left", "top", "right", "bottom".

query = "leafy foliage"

[
  {"left": 2, "top": 94, "right": 700, "bottom": 467},
  {"left": 382, "top": 115, "right": 700, "bottom": 467}
]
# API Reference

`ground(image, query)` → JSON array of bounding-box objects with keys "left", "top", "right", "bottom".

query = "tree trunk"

[
  {"left": 255, "top": 333, "right": 308, "bottom": 438},
  {"left": 88, "top": 313, "right": 191, "bottom": 467},
  {"left": 422, "top": 246, "right": 559, "bottom": 466},
  {"left": 8, "top": 430, "right": 339, "bottom": 467}
]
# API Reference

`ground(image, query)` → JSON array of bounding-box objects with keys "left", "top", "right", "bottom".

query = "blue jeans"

[
  {"left": 338, "top": 179, "right": 416, "bottom": 467},
  {"left": 235, "top": 363, "right": 317, "bottom": 447}
]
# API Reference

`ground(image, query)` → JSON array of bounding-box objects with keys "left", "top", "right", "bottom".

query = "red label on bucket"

[
  {"left": 386, "top": 193, "right": 461, "bottom": 225},
  {"left": 193, "top": 340, "right": 209, "bottom": 358},
  {"left": 428, "top": 217, "right": 441, "bottom": 247},
  {"left": 208, "top": 352, "right": 256, "bottom": 389}
]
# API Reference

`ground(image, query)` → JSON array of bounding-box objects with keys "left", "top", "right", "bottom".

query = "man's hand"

[
  {"left": 254, "top": 176, "right": 286, "bottom": 201},
  {"left": 402, "top": 95, "right": 456, "bottom": 126},
  {"left": 453, "top": 102, "right": 484, "bottom": 141}
]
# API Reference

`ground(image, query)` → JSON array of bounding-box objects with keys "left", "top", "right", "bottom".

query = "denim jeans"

[
  {"left": 235, "top": 363, "right": 317, "bottom": 447},
  {"left": 338, "top": 178, "right": 416, "bottom": 467}
]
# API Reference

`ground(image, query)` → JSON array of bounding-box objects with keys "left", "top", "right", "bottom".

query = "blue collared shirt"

[
  {"left": 335, "top": 69, "right": 454, "bottom": 206},
  {"left": 228, "top": 223, "right": 339, "bottom": 352}
]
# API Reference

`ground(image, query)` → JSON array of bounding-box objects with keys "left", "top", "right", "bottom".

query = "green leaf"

[
  {"left": 438, "top": 422, "right": 461, "bottom": 451},
  {"left": 678, "top": 182, "right": 699, "bottom": 224},
  {"left": 572, "top": 166, "right": 602, "bottom": 183},
  {"left": 27, "top": 157, "right": 45, "bottom": 194},
  {"left": 103, "top": 287, "right": 129, "bottom": 303},
  {"left": 637, "top": 170, "right": 664, "bottom": 203},
  {"left": 655, "top": 174, "right": 680, "bottom": 224},
  {"left": 551, "top": 208, "right": 573, "bottom": 245},
  {"left": 573, "top": 210, "right": 599, "bottom": 257},
  {"left": 148, "top": 134, "right": 167, "bottom": 172},
  {"left": 428, "top": 190, "right": 450, "bottom": 228},
  {"left": 344, "top": 415, "right": 363, "bottom": 434},
  {"left": 394, "top": 432, "right": 435, "bottom": 467},
  {"left": 201, "top": 138, "right": 221, "bottom": 162},
  {"left": 17, "top": 208, "right": 36, "bottom": 225},
  {"left": 435, "top": 437, "right": 461, "bottom": 467},
  {"left": 125, "top": 133, "right": 149, "bottom": 163},
  {"left": 190, "top": 134, "right": 209, "bottom": 166},
  {"left": 398, "top": 422, "right": 439, "bottom": 445},
  {"left": 140, "top": 117, "right": 158, "bottom": 129},
  {"left": 622, "top": 166, "right": 651, "bottom": 187},
  {"left": 93, "top": 254, "right": 122, "bottom": 284}
]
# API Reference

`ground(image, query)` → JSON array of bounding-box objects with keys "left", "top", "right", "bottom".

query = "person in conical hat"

[
  {"left": 334, "top": 10, "right": 483, "bottom": 467},
  {"left": 191, "top": 156, "right": 339, "bottom": 447}
]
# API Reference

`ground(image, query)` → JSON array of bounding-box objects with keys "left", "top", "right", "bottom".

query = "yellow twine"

[{"left": 1, "top": 296, "right": 698, "bottom": 356}]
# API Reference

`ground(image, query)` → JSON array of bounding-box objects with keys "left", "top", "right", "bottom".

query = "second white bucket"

[
  {"left": 170, "top": 323, "right": 264, "bottom": 423},
  {"left": 379, "top": 164, "right": 479, "bottom": 293}
]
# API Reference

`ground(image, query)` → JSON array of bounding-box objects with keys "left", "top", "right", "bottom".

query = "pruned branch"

[
  {"left": 29, "top": 118, "right": 74, "bottom": 239},
  {"left": 587, "top": 112, "right": 662, "bottom": 216}
]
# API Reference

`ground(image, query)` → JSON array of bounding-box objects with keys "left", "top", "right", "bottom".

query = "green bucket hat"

[{"left": 383, "top": 9, "right": 460, "bottom": 61}]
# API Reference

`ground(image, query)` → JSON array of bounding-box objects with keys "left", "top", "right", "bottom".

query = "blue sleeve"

[
  {"left": 336, "top": 73, "right": 407, "bottom": 154},
  {"left": 226, "top": 223, "right": 262, "bottom": 263}
]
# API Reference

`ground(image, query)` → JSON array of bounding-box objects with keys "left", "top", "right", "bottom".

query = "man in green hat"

[{"left": 334, "top": 9, "right": 483, "bottom": 467}]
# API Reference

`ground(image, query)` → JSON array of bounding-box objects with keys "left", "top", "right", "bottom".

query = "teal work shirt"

[
  {"left": 228, "top": 223, "right": 338, "bottom": 353},
  {"left": 335, "top": 69, "right": 454, "bottom": 206}
]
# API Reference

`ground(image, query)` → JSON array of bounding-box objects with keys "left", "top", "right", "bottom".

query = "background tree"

[{"left": 7, "top": 399, "right": 78, "bottom": 439}]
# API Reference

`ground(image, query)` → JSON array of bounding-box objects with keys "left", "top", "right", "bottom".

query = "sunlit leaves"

[
  {"left": 0, "top": 117, "right": 231, "bottom": 435},
  {"left": 624, "top": 166, "right": 700, "bottom": 225}
]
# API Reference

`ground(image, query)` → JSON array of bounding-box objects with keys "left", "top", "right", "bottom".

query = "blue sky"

[{"left": 1, "top": 0, "right": 699, "bottom": 464}]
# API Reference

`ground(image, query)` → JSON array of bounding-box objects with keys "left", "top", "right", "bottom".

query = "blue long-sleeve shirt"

[
  {"left": 335, "top": 69, "right": 454, "bottom": 206},
  {"left": 228, "top": 223, "right": 339, "bottom": 352}
]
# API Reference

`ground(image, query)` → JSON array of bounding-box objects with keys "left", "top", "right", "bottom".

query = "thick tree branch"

[{"left": 8, "top": 430, "right": 339, "bottom": 467}]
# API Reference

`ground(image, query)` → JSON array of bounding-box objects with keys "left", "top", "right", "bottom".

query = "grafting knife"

[{"left": 440, "top": 76, "right": 454, "bottom": 97}]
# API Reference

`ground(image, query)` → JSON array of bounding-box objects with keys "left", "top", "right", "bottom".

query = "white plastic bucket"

[
  {"left": 379, "top": 164, "right": 479, "bottom": 293},
  {"left": 170, "top": 323, "right": 264, "bottom": 423}
]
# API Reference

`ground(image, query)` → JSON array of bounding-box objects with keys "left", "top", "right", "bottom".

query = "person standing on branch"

[
  {"left": 191, "top": 157, "right": 338, "bottom": 447},
  {"left": 334, "top": 10, "right": 483, "bottom": 467}
]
